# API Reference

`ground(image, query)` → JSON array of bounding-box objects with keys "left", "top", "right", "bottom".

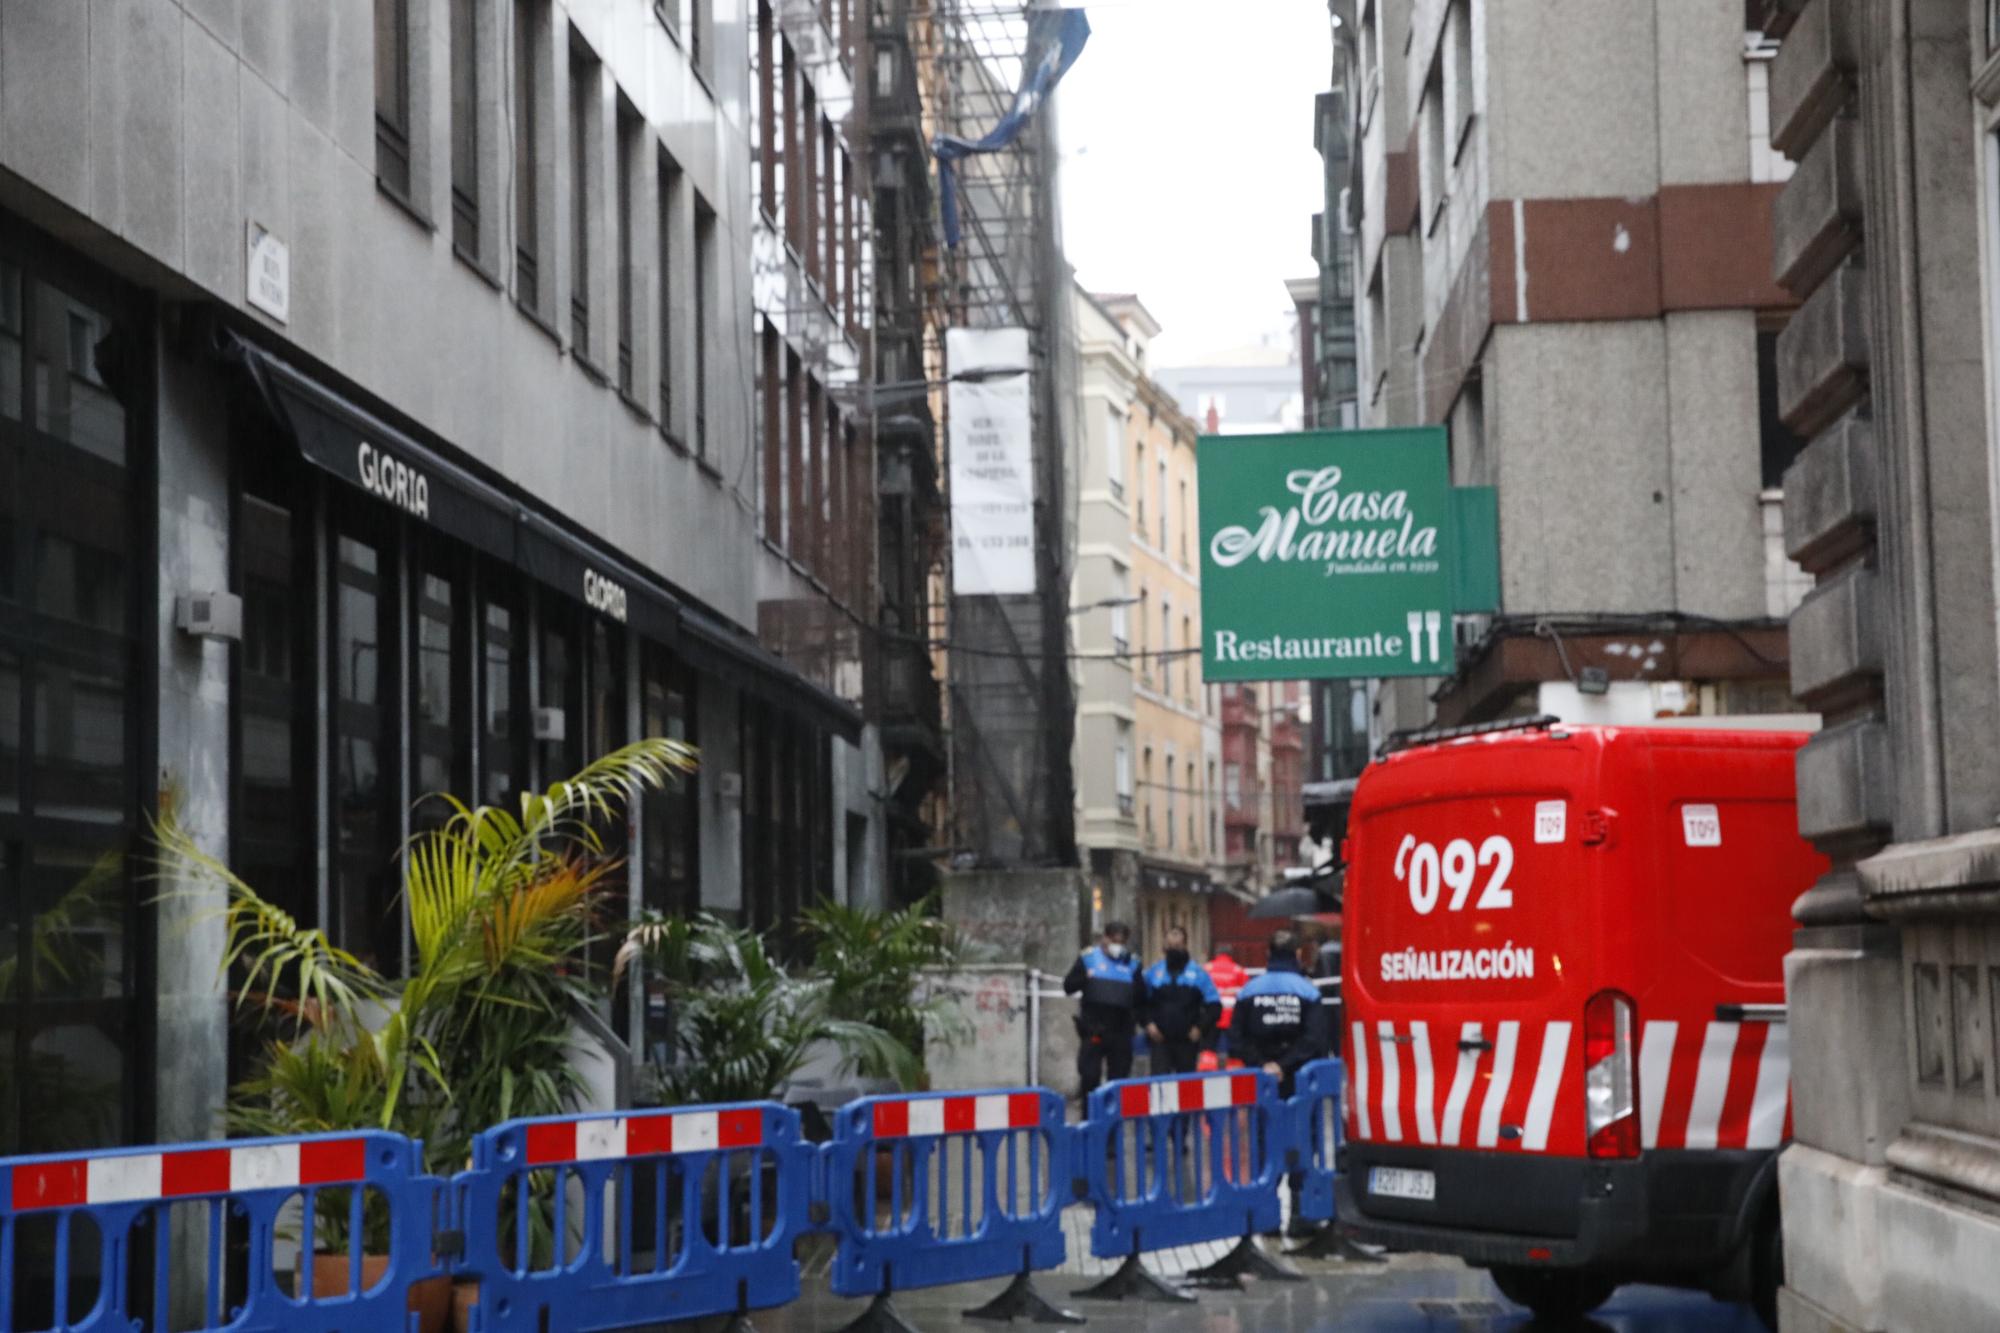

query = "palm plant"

[
  {"left": 797, "top": 896, "right": 969, "bottom": 1079},
  {"left": 157, "top": 738, "right": 699, "bottom": 1233},
  {"left": 618, "top": 912, "right": 919, "bottom": 1104}
]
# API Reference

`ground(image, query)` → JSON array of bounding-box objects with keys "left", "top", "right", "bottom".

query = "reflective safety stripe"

[
  {"left": 1521, "top": 1022, "right": 1571, "bottom": 1152},
  {"left": 1376, "top": 1021, "right": 1402, "bottom": 1142},
  {"left": 1438, "top": 1022, "right": 1482, "bottom": 1147},
  {"left": 1745, "top": 1024, "right": 1791, "bottom": 1150},
  {"left": 1409, "top": 1021, "right": 1437, "bottom": 1146},
  {"left": 523, "top": 1111, "right": 763, "bottom": 1165},
  {"left": 1684, "top": 1023, "right": 1738, "bottom": 1150},
  {"left": 1350, "top": 1021, "right": 1373, "bottom": 1140},
  {"left": 1475, "top": 1021, "right": 1520, "bottom": 1150},
  {"left": 8, "top": 1138, "right": 369, "bottom": 1212},
  {"left": 1639, "top": 1021, "right": 1678, "bottom": 1149}
]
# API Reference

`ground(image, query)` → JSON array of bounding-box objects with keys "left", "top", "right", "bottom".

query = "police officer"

[
  {"left": 1063, "top": 920, "right": 1147, "bottom": 1096},
  {"left": 1142, "top": 926, "right": 1223, "bottom": 1074},
  {"left": 1234, "top": 928, "right": 1331, "bottom": 1237},
  {"left": 1233, "top": 927, "right": 1332, "bottom": 1096}
]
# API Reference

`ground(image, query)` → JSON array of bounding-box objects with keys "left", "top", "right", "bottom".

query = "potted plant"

[
  {"left": 618, "top": 913, "right": 919, "bottom": 1241},
  {"left": 797, "top": 896, "right": 969, "bottom": 1087},
  {"left": 617, "top": 912, "right": 919, "bottom": 1106},
  {"left": 158, "top": 739, "right": 697, "bottom": 1332}
]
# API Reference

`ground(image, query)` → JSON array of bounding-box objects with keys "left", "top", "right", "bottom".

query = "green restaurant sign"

[{"left": 1198, "top": 427, "right": 1474, "bottom": 682}]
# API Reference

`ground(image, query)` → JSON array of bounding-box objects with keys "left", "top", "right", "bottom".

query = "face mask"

[
  {"left": 1166, "top": 949, "right": 1190, "bottom": 970},
  {"left": 1104, "top": 942, "right": 1127, "bottom": 959}
]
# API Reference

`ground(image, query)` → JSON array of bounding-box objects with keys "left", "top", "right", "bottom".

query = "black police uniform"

[
  {"left": 1063, "top": 944, "right": 1147, "bottom": 1095},
  {"left": 1230, "top": 956, "right": 1330, "bottom": 1097}
]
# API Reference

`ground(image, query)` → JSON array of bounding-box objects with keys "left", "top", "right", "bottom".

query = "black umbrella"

[{"left": 1247, "top": 877, "right": 1340, "bottom": 919}]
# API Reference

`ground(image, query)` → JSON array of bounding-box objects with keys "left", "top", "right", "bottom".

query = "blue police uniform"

[
  {"left": 1063, "top": 944, "right": 1147, "bottom": 1095},
  {"left": 1141, "top": 955, "right": 1224, "bottom": 1074}
]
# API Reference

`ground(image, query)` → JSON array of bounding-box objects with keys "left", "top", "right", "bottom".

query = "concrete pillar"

[{"left": 152, "top": 344, "right": 233, "bottom": 1147}]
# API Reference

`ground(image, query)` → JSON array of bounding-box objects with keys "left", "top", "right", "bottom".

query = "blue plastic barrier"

[
  {"left": 1078, "top": 1070, "right": 1283, "bottom": 1260},
  {"left": 451, "top": 1102, "right": 810, "bottom": 1331},
  {"left": 0, "top": 1130, "right": 440, "bottom": 1332},
  {"left": 1292, "top": 1059, "right": 1345, "bottom": 1223},
  {"left": 825, "top": 1088, "right": 1067, "bottom": 1298}
]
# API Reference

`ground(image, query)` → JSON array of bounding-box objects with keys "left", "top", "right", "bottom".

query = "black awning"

[
  {"left": 515, "top": 512, "right": 679, "bottom": 645},
  {"left": 678, "top": 606, "right": 864, "bottom": 742},
  {"left": 220, "top": 327, "right": 860, "bottom": 743},
  {"left": 238, "top": 335, "right": 523, "bottom": 564}
]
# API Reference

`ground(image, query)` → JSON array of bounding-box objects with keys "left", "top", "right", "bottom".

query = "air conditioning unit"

[
  {"left": 175, "top": 591, "right": 243, "bottom": 642},
  {"left": 1453, "top": 613, "right": 1492, "bottom": 652}
]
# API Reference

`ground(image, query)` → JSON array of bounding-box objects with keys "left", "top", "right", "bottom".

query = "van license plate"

[{"left": 1368, "top": 1167, "right": 1436, "bottom": 1201}]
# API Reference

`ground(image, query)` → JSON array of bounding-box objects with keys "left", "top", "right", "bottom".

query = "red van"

[{"left": 1334, "top": 721, "right": 1825, "bottom": 1327}]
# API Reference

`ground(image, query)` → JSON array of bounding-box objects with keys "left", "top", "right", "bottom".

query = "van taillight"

[{"left": 1584, "top": 989, "right": 1639, "bottom": 1159}]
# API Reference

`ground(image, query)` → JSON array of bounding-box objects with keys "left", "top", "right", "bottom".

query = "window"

[
  {"left": 1178, "top": 478, "right": 1189, "bottom": 564},
  {"left": 1161, "top": 600, "right": 1173, "bottom": 696},
  {"left": 689, "top": 0, "right": 711, "bottom": 79},
  {"left": 1757, "top": 329, "right": 1805, "bottom": 488},
  {"left": 450, "top": 0, "right": 479, "bottom": 252},
  {"left": 1105, "top": 404, "right": 1125, "bottom": 498},
  {"left": 1156, "top": 455, "right": 1169, "bottom": 552},
  {"left": 755, "top": 3, "right": 776, "bottom": 219},
  {"left": 331, "top": 519, "right": 401, "bottom": 973},
  {"left": 1137, "top": 586, "right": 1150, "bottom": 683},
  {"left": 1110, "top": 566, "right": 1129, "bottom": 658},
  {"left": 1367, "top": 272, "right": 1387, "bottom": 402},
  {"left": 1358, "top": 1, "right": 1380, "bottom": 128},
  {"left": 640, "top": 643, "right": 699, "bottom": 915},
  {"left": 1143, "top": 747, "right": 1154, "bottom": 840},
  {"left": 481, "top": 586, "right": 527, "bottom": 807},
  {"left": 819, "top": 118, "right": 836, "bottom": 290},
  {"left": 411, "top": 549, "right": 472, "bottom": 839},
  {"left": 658, "top": 150, "right": 682, "bottom": 431},
  {"left": 513, "top": 0, "right": 543, "bottom": 312},
  {"left": 694, "top": 198, "right": 715, "bottom": 460},
  {"left": 1208, "top": 760, "right": 1219, "bottom": 853},
  {"left": 1165, "top": 751, "right": 1176, "bottom": 849},
  {"left": 616, "top": 101, "right": 641, "bottom": 396},
  {"left": 569, "top": 40, "right": 597, "bottom": 358},
  {"left": 376, "top": 0, "right": 413, "bottom": 198},
  {"left": 1115, "top": 735, "right": 1134, "bottom": 816},
  {"left": 761, "top": 319, "right": 782, "bottom": 535},
  {"left": 1449, "top": 0, "right": 1475, "bottom": 158},
  {"left": 1423, "top": 67, "right": 1447, "bottom": 234},
  {"left": 0, "top": 260, "right": 143, "bottom": 1152},
  {"left": 1186, "top": 761, "right": 1197, "bottom": 851},
  {"left": 1135, "top": 443, "right": 1147, "bottom": 534},
  {"left": 1182, "top": 614, "right": 1193, "bottom": 702}
]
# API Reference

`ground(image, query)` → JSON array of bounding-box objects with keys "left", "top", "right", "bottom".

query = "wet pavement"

[{"left": 748, "top": 1249, "right": 1767, "bottom": 1332}]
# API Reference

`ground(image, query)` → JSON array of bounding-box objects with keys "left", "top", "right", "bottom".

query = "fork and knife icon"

[{"left": 1405, "top": 610, "right": 1443, "bottom": 664}]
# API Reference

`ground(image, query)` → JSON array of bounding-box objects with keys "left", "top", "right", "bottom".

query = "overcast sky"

[{"left": 1056, "top": 1, "right": 1333, "bottom": 368}]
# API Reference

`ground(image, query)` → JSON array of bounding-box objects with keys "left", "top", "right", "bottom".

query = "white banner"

[{"left": 947, "top": 327, "right": 1036, "bottom": 595}]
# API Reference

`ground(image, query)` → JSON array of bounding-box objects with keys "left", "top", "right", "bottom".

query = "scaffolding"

[{"left": 909, "top": 0, "right": 1082, "bottom": 868}]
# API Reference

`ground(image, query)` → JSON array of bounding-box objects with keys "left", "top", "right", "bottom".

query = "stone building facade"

[{"left": 1761, "top": 0, "right": 2000, "bottom": 1327}]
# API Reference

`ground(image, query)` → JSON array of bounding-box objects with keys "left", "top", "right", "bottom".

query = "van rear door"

[{"left": 1344, "top": 733, "right": 1608, "bottom": 1162}]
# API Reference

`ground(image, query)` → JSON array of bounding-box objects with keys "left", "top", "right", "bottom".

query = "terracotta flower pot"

[{"left": 304, "top": 1254, "right": 450, "bottom": 1333}]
